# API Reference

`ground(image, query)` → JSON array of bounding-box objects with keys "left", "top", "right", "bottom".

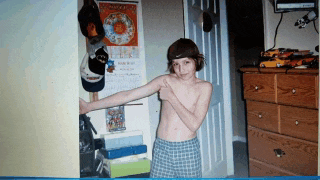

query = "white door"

[{"left": 183, "top": 0, "right": 234, "bottom": 177}]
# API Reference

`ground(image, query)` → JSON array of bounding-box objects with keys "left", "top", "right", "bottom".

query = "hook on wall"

[
  {"left": 191, "top": 5, "right": 213, "bottom": 32},
  {"left": 202, "top": 11, "right": 213, "bottom": 32}
]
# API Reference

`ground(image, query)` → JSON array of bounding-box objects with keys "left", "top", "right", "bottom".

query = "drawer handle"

[
  {"left": 295, "top": 120, "right": 299, "bottom": 125},
  {"left": 274, "top": 148, "right": 285, "bottom": 158},
  {"left": 255, "top": 86, "right": 259, "bottom": 90},
  {"left": 292, "top": 88, "right": 296, "bottom": 94},
  {"left": 258, "top": 114, "right": 262, "bottom": 119}
]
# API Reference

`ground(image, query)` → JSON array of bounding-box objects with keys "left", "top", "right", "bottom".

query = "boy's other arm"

[
  {"left": 79, "top": 75, "right": 166, "bottom": 114},
  {"left": 160, "top": 80, "right": 213, "bottom": 132}
]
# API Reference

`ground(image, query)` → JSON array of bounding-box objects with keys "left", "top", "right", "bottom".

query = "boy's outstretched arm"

[
  {"left": 79, "top": 75, "right": 166, "bottom": 114},
  {"left": 159, "top": 79, "right": 213, "bottom": 132}
]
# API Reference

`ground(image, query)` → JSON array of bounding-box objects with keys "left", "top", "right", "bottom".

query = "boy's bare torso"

[
  {"left": 157, "top": 74, "right": 204, "bottom": 142},
  {"left": 79, "top": 60, "right": 212, "bottom": 143}
]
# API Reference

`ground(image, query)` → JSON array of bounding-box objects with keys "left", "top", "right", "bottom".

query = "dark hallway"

[{"left": 226, "top": 0, "right": 265, "bottom": 177}]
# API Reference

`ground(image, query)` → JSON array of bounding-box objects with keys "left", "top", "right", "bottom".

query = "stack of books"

[{"left": 97, "top": 130, "right": 150, "bottom": 178}]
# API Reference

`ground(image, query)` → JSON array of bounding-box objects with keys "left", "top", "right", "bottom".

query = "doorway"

[{"left": 226, "top": 0, "right": 265, "bottom": 177}]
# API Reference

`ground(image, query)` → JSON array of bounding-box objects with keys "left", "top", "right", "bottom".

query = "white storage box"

[{"left": 100, "top": 130, "right": 143, "bottom": 150}]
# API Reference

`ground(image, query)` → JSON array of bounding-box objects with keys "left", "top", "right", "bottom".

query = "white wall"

[
  {"left": 263, "top": 0, "right": 319, "bottom": 54},
  {"left": 0, "top": 0, "right": 79, "bottom": 177}
]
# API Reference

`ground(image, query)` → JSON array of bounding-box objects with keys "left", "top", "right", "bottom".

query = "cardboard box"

[{"left": 103, "top": 157, "right": 151, "bottom": 178}]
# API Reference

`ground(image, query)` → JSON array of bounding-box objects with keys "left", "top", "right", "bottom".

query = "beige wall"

[
  {"left": 0, "top": 0, "right": 184, "bottom": 177},
  {"left": 0, "top": 0, "right": 79, "bottom": 177},
  {"left": 263, "top": 0, "right": 319, "bottom": 54}
]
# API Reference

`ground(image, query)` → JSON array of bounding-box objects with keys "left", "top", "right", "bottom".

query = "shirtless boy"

[{"left": 79, "top": 38, "right": 213, "bottom": 178}]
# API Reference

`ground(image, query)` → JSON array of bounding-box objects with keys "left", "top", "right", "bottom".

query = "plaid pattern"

[{"left": 150, "top": 137, "right": 202, "bottom": 178}]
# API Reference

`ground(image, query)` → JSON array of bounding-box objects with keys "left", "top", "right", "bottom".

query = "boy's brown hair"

[{"left": 167, "top": 38, "right": 205, "bottom": 73}]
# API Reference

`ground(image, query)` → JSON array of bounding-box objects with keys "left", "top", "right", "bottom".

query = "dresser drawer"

[
  {"left": 243, "top": 73, "right": 276, "bottom": 103},
  {"left": 277, "top": 74, "right": 318, "bottom": 108},
  {"left": 249, "top": 158, "right": 298, "bottom": 177},
  {"left": 280, "top": 105, "right": 318, "bottom": 142},
  {"left": 247, "top": 101, "right": 279, "bottom": 133},
  {"left": 248, "top": 126, "right": 318, "bottom": 176},
  {"left": 316, "top": 76, "right": 319, "bottom": 109}
]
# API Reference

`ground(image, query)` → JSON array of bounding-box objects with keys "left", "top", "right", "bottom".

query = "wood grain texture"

[
  {"left": 249, "top": 158, "right": 298, "bottom": 177},
  {"left": 316, "top": 76, "right": 319, "bottom": 109},
  {"left": 243, "top": 74, "right": 276, "bottom": 103},
  {"left": 240, "top": 67, "right": 319, "bottom": 74},
  {"left": 280, "top": 105, "right": 318, "bottom": 142},
  {"left": 246, "top": 100, "right": 279, "bottom": 133},
  {"left": 241, "top": 68, "right": 319, "bottom": 177},
  {"left": 277, "top": 74, "right": 317, "bottom": 109},
  {"left": 248, "top": 126, "right": 318, "bottom": 176}
]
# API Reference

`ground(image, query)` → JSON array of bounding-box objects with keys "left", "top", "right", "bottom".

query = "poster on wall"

[
  {"left": 99, "top": 1, "right": 139, "bottom": 58},
  {"left": 98, "top": 1, "right": 143, "bottom": 99},
  {"left": 106, "top": 105, "right": 126, "bottom": 132},
  {"left": 100, "top": 58, "right": 143, "bottom": 98}
]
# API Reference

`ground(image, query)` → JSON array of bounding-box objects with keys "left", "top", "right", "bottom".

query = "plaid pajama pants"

[{"left": 150, "top": 137, "right": 202, "bottom": 178}]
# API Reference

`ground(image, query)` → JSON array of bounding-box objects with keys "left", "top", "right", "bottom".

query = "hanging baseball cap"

[
  {"left": 80, "top": 53, "right": 105, "bottom": 92},
  {"left": 88, "top": 45, "right": 109, "bottom": 76},
  {"left": 78, "top": 1, "right": 105, "bottom": 44}
]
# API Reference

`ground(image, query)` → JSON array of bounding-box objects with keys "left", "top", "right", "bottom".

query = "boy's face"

[{"left": 172, "top": 57, "right": 196, "bottom": 79}]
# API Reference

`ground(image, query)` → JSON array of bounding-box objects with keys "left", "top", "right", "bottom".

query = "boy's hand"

[
  {"left": 79, "top": 98, "right": 90, "bottom": 114},
  {"left": 159, "top": 79, "right": 175, "bottom": 102}
]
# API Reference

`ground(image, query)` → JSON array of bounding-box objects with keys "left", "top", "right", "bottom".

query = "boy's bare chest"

[{"left": 171, "top": 84, "right": 199, "bottom": 109}]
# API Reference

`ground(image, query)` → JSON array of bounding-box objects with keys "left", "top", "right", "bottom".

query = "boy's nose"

[{"left": 179, "top": 65, "right": 185, "bottom": 73}]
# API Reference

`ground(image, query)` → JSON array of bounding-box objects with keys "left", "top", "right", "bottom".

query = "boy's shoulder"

[
  {"left": 155, "top": 73, "right": 175, "bottom": 82},
  {"left": 196, "top": 79, "right": 213, "bottom": 90},
  {"left": 149, "top": 74, "right": 171, "bottom": 87},
  {"left": 153, "top": 74, "right": 170, "bottom": 81},
  {"left": 153, "top": 74, "right": 212, "bottom": 89},
  {"left": 166, "top": 74, "right": 212, "bottom": 88}
]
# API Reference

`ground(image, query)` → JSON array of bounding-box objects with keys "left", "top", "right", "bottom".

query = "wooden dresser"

[{"left": 240, "top": 67, "right": 319, "bottom": 176}]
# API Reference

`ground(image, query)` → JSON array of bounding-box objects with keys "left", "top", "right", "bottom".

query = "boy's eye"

[{"left": 173, "top": 63, "right": 178, "bottom": 66}]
